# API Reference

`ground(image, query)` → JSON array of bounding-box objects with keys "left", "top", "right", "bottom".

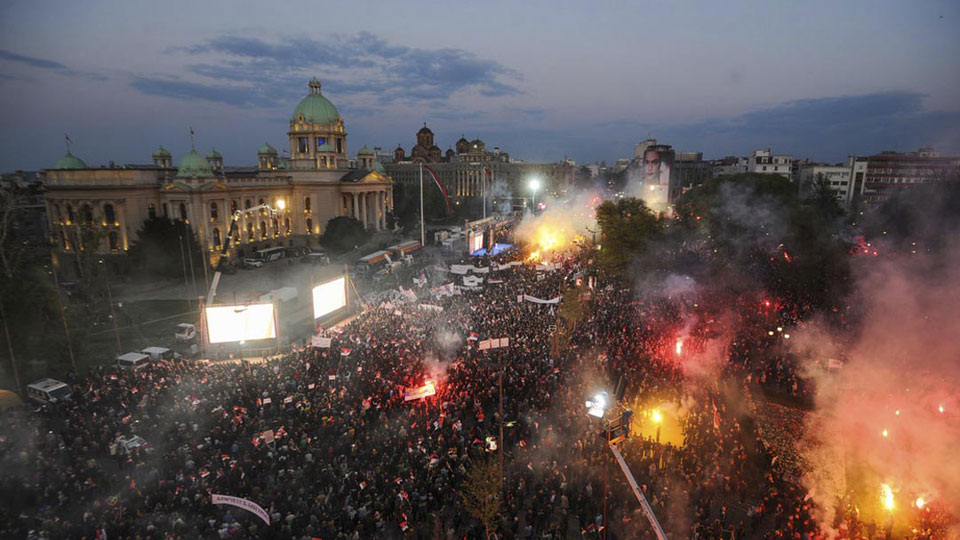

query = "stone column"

[
  {"left": 352, "top": 193, "right": 358, "bottom": 220},
  {"left": 361, "top": 192, "right": 368, "bottom": 228}
]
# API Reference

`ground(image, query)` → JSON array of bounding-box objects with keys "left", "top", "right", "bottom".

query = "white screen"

[
  {"left": 205, "top": 304, "right": 276, "bottom": 344},
  {"left": 313, "top": 277, "right": 347, "bottom": 319}
]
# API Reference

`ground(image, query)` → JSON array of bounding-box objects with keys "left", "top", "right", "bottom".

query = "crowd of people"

[{"left": 0, "top": 246, "right": 946, "bottom": 539}]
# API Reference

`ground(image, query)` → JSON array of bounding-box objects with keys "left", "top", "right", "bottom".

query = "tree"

[
  {"left": 459, "top": 457, "right": 502, "bottom": 539},
  {"left": 594, "top": 197, "right": 663, "bottom": 274},
  {"left": 319, "top": 216, "right": 369, "bottom": 253},
  {"left": 127, "top": 217, "right": 204, "bottom": 280}
]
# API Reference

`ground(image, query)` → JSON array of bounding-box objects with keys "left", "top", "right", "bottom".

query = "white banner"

[
  {"left": 494, "top": 261, "right": 522, "bottom": 271},
  {"left": 463, "top": 275, "right": 483, "bottom": 287},
  {"left": 535, "top": 263, "right": 560, "bottom": 272},
  {"left": 311, "top": 336, "right": 331, "bottom": 348},
  {"left": 473, "top": 267, "right": 490, "bottom": 274},
  {"left": 212, "top": 494, "right": 271, "bottom": 525},
  {"left": 523, "top": 295, "right": 560, "bottom": 305},
  {"left": 479, "top": 337, "right": 510, "bottom": 350},
  {"left": 488, "top": 279, "right": 504, "bottom": 284},
  {"left": 433, "top": 283, "right": 456, "bottom": 297},
  {"left": 418, "top": 303, "right": 444, "bottom": 312},
  {"left": 450, "top": 264, "right": 471, "bottom": 275}
]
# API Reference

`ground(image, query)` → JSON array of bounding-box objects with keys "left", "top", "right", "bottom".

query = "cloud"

[
  {"left": 143, "top": 32, "right": 521, "bottom": 107},
  {"left": 130, "top": 77, "right": 278, "bottom": 108},
  {"left": 585, "top": 92, "right": 960, "bottom": 163},
  {"left": 0, "top": 49, "right": 107, "bottom": 81}
]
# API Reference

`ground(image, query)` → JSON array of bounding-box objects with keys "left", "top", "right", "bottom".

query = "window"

[
  {"left": 271, "top": 218, "right": 279, "bottom": 237},
  {"left": 210, "top": 202, "right": 219, "bottom": 220},
  {"left": 80, "top": 204, "right": 94, "bottom": 225},
  {"left": 284, "top": 217, "right": 290, "bottom": 234},
  {"left": 213, "top": 228, "right": 221, "bottom": 249},
  {"left": 53, "top": 204, "right": 63, "bottom": 222},
  {"left": 306, "top": 218, "right": 313, "bottom": 235},
  {"left": 148, "top": 203, "right": 156, "bottom": 219},
  {"left": 179, "top": 203, "right": 188, "bottom": 221},
  {"left": 298, "top": 137, "right": 308, "bottom": 153},
  {"left": 247, "top": 222, "right": 254, "bottom": 241},
  {"left": 245, "top": 199, "right": 252, "bottom": 209},
  {"left": 108, "top": 231, "right": 119, "bottom": 250},
  {"left": 316, "top": 137, "right": 326, "bottom": 148},
  {"left": 66, "top": 204, "right": 75, "bottom": 223},
  {"left": 260, "top": 221, "right": 267, "bottom": 239},
  {"left": 231, "top": 200, "right": 238, "bottom": 214},
  {"left": 104, "top": 204, "right": 116, "bottom": 224},
  {"left": 163, "top": 203, "right": 169, "bottom": 217},
  {"left": 304, "top": 197, "right": 311, "bottom": 212},
  {"left": 336, "top": 138, "right": 343, "bottom": 153}
]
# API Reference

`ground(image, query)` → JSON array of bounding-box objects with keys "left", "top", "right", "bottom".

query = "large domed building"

[{"left": 42, "top": 78, "right": 393, "bottom": 276}]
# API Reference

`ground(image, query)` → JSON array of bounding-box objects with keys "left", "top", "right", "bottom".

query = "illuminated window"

[{"left": 103, "top": 204, "right": 116, "bottom": 223}]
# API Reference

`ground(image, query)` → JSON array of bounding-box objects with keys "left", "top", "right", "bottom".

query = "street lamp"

[
  {"left": 276, "top": 199, "right": 286, "bottom": 211},
  {"left": 528, "top": 177, "right": 541, "bottom": 210},
  {"left": 586, "top": 392, "right": 608, "bottom": 418}
]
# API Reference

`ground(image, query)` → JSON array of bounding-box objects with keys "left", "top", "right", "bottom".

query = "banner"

[
  {"left": 311, "top": 336, "right": 331, "bottom": 348},
  {"left": 418, "top": 303, "right": 444, "bottom": 312},
  {"left": 473, "top": 266, "right": 490, "bottom": 274},
  {"left": 488, "top": 278, "right": 504, "bottom": 284},
  {"left": 494, "top": 261, "right": 522, "bottom": 271},
  {"left": 450, "top": 265, "right": 471, "bottom": 275},
  {"left": 212, "top": 494, "right": 271, "bottom": 526},
  {"left": 404, "top": 381, "right": 437, "bottom": 401},
  {"left": 479, "top": 337, "right": 509, "bottom": 350},
  {"left": 463, "top": 275, "right": 483, "bottom": 287},
  {"left": 523, "top": 295, "right": 560, "bottom": 304},
  {"left": 535, "top": 263, "right": 560, "bottom": 272},
  {"left": 433, "top": 283, "right": 456, "bottom": 297}
]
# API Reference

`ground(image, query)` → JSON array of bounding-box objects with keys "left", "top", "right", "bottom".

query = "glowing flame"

[
  {"left": 881, "top": 484, "right": 894, "bottom": 511},
  {"left": 939, "top": 405, "right": 945, "bottom": 413},
  {"left": 675, "top": 339, "right": 683, "bottom": 356},
  {"left": 651, "top": 409, "right": 663, "bottom": 424},
  {"left": 915, "top": 497, "right": 926, "bottom": 509},
  {"left": 526, "top": 250, "right": 541, "bottom": 262}
]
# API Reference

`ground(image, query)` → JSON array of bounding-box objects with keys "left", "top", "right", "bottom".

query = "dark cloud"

[
  {"left": 593, "top": 92, "right": 960, "bottom": 162},
  {"left": 143, "top": 32, "right": 521, "bottom": 107},
  {"left": 0, "top": 49, "right": 107, "bottom": 81},
  {"left": 130, "top": 77, "right": 278, "bottom": 108}
]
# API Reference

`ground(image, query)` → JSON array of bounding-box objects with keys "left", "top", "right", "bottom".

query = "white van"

[
  {"left": 26, "top": 378, "right": 72, "bottom": 404},
  {"left": 141, "top": 347, "right": 176, "bottom": 361},
  {"left": 116, "top": 352, "right": 151, "bottom": 370},
  {"left": 175, "top": 323, "right": 196, "bottom": 342}
]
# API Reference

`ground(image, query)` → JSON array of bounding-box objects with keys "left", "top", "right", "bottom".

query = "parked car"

[
  {"left": 243, "top": 258, "right": 264, "bottom": 269},
  {"left": 175, "top": 323, "right": 196, "bottom": 342},
  {"left": 301, "top": 252, "right": 330, "bottom": 265},
  {"left": 116, "top": 352, "right": 151, "bottom": 370},
  {"left": 26, "top": 378, "right": 72, "bottom": 404},
  {"left": 284, "top": 246, "right": 309, "bottom": 257}
]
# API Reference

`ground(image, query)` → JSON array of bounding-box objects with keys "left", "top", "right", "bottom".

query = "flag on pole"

[{"left": 423, "top": 165, "right": 455, "bottom": 214}]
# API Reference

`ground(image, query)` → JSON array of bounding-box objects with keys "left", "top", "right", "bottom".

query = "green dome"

[
  {"left": 55, "top": 151, "right": 87, "bottom": 169},
  {"left": 152, "top": 145, "right": 171, "bottom": 158},
  {"left": 206, "top": 148, "right": 222, "bottom": 159},
  {"left": 258, "top": 142, "right": 277, "bottom": 155},
  {"left": 372, "top": 160, "right": 386, "bottom": 174},
  {"left": 357, "top": 145, "right": 374, "bottom": 155},
  {"left": 291, "top": 78, "right": 340, "bottom": 124},
  {"left": 176, "top": 148, "right": 214, "bottom": 178}
]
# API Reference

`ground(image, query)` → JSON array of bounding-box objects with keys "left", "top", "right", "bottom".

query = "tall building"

[
  {"left": 42, "top": 78, "right": 393, "bottom": 276},
  {"left": 746, "top": 148, "right": 792, "bottom": 178},
  {"left": 797, "top": 162, "right": 854, "bottom": 205},
  {"left": 854, "top": 147, "right": 960, "bottom": 206}
]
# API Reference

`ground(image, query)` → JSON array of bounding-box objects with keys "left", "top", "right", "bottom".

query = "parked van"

[
  {"left": 141, "top": 347, "right": 176, "bottom": 361},
  {"left": 175, "top": 323, "right": 196, "bottom": 342},
  {"left": 116, "top": 352, "right": 151, "bottom": 370},
  {"left": 26, "top": 378, "right": 72, "bottom": 404}
]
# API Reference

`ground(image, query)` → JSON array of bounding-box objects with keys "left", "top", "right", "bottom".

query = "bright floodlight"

[
  {"left": 276, "top": 199, "right": 286, "bottom": 210},
  {"left": 529, "top": 178, "right": 541, "bottom": 192},
  {"left": 585, "top": 391, "right": 609, "bottom": 418},
  {"left": 651, "top": 409, "right": 663, "bottom": 424}
]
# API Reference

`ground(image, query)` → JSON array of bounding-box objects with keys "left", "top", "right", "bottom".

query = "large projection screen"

[
  {"left": 313, "top": 277, "right": 347, "bottom": 319},
  {"left": 205, "top": 304, "right": 276, "bottom": 344}
]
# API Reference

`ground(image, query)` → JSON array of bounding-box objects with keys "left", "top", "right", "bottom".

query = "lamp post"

[{"left": 528, "top": 178, "right": 541, "bottom": 211}]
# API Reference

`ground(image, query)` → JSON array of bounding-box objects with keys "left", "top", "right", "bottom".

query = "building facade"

[
  {"left": 747, "top": 148, "right": 792, "bottom": 178},
  {"left": 386, "top": 125, "right": 574, "bottom": 208},
  {"left": 42, "top": 78, "right": 393, "bottom": 274},
  {"left": 855, "top": 148, "right": 960, "bottom": 206},
  {"left": 797, "top": 163, "right": 854, "bottom": 205}
]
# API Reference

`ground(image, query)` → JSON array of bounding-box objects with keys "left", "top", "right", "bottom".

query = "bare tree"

[{"left": 459, "top": 457, "right": 502, "bottom": 539}]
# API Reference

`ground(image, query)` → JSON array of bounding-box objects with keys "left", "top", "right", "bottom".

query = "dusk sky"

[{"left": 1, "top": 0, "right": 958, "bottom": 171}]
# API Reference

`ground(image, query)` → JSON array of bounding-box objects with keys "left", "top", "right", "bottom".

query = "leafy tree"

[
  {"left": 459, "top": 457, "right": 502, "bottom": 539},
  {"left": 594, "top": 197, "right": 663, "bottom": 274},
  {"left": 319, "top": 216, "right": 369, "bottom": 253},
  {"left": 127, "top": 217, "right": 204, "bottom": 280}
]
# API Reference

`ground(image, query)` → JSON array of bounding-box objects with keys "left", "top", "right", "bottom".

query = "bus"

[
  {"left": 355, "top": 249, "right": 394, "bottom": 276},
  {"left": 254, "top": 246, "right": 285, "bottom": 262}
]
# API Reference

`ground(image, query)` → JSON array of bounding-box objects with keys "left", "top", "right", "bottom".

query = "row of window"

[
  {"left": 52, "top": 202, "right": 117, "bottom": 225},
  {"left": 211, "top": 217, "right": 316, "bottom": 249},
  {"left": 58, "top": 230, "right": 121, "bottom": 252}
]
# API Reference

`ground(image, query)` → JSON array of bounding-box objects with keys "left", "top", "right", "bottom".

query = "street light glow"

[
  {"left": 529, "top": 178, "right": 541, "bottom": 192},
  {"left": 276, "top": 199, "right": 286, "bottom": 210},
  {"left": 586, "top": 391, "right": 608, "bottom": 418},
  {"left": 651, "top": 409, "right": 663, "bottom": 424}
]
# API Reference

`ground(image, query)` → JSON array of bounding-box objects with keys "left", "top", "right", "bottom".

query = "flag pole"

[{"left": 419, "top": 162, "right": 425, "bottom": 247}]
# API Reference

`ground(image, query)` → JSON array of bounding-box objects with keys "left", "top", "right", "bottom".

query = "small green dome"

[
  {"left": 291, "top": 78, "right": 340, "bottom": 125},
  {"left": 206, "top": 148, "right": 222, "bottom": 159},
  {"left": 357, "top": 145, "right": 374, "bottom": 155},
  {"left": 152, "top": 145, "right": 171, "bottom": 158},
  {"left": 372, "top": 160, "right": 386, "bottom": 174},
  {"left": 317, "top": 142, "right": 335, "bottom": 153},
  {"left": 258, "top": 142, "right": 277, "bottom": 155},
  {"left": 55, "top": 151, "right": 87, "bottom": 169},
  {"left": 176, "top": 148, "right": 214, "bottom": 178}
]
